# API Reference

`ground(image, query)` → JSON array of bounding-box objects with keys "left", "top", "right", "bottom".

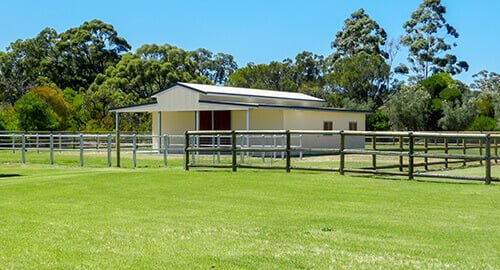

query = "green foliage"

[
  {"left": 0, "top": 105, "right": 18, "bottom": 130},
  {"left": 226, "top": 51, "right": 325, "bottom": 95},
  {"left": 326, "top": 52, "right": 390, "bottom": 108},
  {"left": 330, "top": 8, "right": 388, "bottom": 61},
  {"left": 400, "top": 0, "right": 468, "bottom": 78},
  {"left": 438, "top": 99, "right": 476, "bottom": 131},
  {"left": 383, "top": 85, "right": 431, "bottom": 131},
  {"left": 367, "top": 110, "right": 391, "bottom": 131},
  {"left": 14, "top": 92, "right": 60, "bottom": 131},
  {"left": 468, "top": 116, "right": 498, "bottom": 131}
]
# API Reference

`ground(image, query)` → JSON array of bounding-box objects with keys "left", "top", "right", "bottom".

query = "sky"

[{"left": 0, "top": 0, "right": 499, "bottom": 84}]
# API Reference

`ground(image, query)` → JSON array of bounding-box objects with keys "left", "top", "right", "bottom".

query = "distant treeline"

[{"left": 0, "top": 0, "right": 498, "bottom": 132}]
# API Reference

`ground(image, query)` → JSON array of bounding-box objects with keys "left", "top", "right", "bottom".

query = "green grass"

[{"left": 0, "top": 151, "right": 499, "bottom": 269}]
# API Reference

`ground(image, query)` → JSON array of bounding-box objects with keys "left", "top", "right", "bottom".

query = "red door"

[{"left": 198, "top": 111, "right": 231, "bottom": 145}]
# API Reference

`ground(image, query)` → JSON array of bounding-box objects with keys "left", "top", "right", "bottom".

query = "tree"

[
  {"left": 0, "top": 28, "right": 58, "bottom": 104},
  {"left": 325, "top": 52, "right": 390, "bottom": 108},
  {"left": 14, "top": 92, "right": 59, "bottom": 131},
  {"left": 226, "top": 51, "right": 325, "bottom": 96},
  {"left": 400, "top": 0, "right": 468, "bottom": 78},
  {"left": 53, "top": 19, "right": 131, "bottom": 91},
  {"left": 331, "top": 8, "right": 388, "bottom": 61},
  {"left": 438, "top": 98, "right": 475, "bottom": 130},
  {"left": 384, "top": 85, "right": 431, "bottom": 131}
]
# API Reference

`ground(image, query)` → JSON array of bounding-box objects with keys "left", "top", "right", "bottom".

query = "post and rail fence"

[{"left": 184, "top": 130, "right": 500, "bottom": 184}]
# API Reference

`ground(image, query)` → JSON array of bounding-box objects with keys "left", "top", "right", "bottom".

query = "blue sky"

[{"left": 1, "top": 0, "right": 499, "bottom": 83}]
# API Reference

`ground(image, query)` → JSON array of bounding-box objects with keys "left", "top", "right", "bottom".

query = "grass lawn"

[{"left": 0, "top": 152, "right": 499, "bottom": 269}]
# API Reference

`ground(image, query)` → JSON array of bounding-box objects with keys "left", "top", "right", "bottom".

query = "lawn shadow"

[{"left": 0, "top": 174, "right": 22, "bottom": 178}]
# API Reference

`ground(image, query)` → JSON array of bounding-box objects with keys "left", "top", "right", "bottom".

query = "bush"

[
  {"left": 468, "top": 116, "right": 498, "bottom": 131},
  {"left": 14, "top": 92, "right": 60, "bottom": 131}
]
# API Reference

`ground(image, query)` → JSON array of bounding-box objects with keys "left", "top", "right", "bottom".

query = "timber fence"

[{"left": 184, "top": 130, "right": 500, "bottom": 184}]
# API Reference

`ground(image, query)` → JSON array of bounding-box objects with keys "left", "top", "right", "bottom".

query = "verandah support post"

[
  {"left": 424, "top": 137, "right": 429, "bottom": 170},
  {"left": 184, "top": 132, "right": 190, "bottom": 171},
  {"left": 485, "top": 134, "right": 491, "bottom": 184},
  {"left": 339, "top": 130, "right": 345, "bottom": 175},
  {"left": 399, "top": 136, "right": 404, "bottom": 172},
  {"left": 115, "top": 112, "right": 121, "bottom": 168},
  {"left": 49, "top": 133, "right": 54, "bottom": 165},
  {"left": 408, "top": 132, "right": 414, "bottom": 180},
  {"left": 231, "top": 131, "right": 237, "bottom": 172},
  {"left": 371, "top": 135, "right": 377, "bottom": 169},
  {"left": 285, "top": 130, "right": 291, "bottom": 173}
]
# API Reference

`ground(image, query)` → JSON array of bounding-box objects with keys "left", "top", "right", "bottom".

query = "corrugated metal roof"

[{"left": 177, "top": 82, "right": 324, "bottom": 102}]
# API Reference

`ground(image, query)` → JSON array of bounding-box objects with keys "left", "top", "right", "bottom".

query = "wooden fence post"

[
  {"left": 184, "top": 132, "right": 190, "bottom": 171},
  {"left": 339, "top": 130, "right": 345, "bottom": 175},
  {"left": 408, "top": 132, "right": 414, "bottom": 180},
  {"left": 286, "top": 130, "right": 291, "bottom": 173},
  {"left": 424, "top": 137, "right": 429, "bottom": 170},
  {"left": 132, "top": 134, "right": 137, "bottom": 169},
  {"left": 479, "top": 138, "right": 483, "bottom": 165},
  {"left": 79, "top": 134, "right": 84, "bottom": 167},
  {"left": 231, "top": 131, "right": 237, "bottom": 172},
  {"left": 372, "top": 135, "right": 377, "bottom": 169},
  {"left": 462, "top": 138, "right": 467, "bottom": 167},
  {"left": 399, "top": 136, "right": 404, "bottom": 172},
  {"left": 21, "top": 134, "right": 26, "bottom": 164},
  {"left": 49, "top": 133, "right": 54, "bottom": 165},
  {"left": 444, "top": 138, "right": 449, "bottom": 168},
  {"left": 12, "top": 135, "right": 15, "bottom": 154},
  {"left": 107, "top": 134, "right": 112, "bottom": 167},
  {"left": 485, "top": 134, "right": 491, "bottom": 184},
  {"left": 494, "top": 137, "right": 498, "bottom": 163},
  {"left": 36, "top": 133, "right": 39, "bottom": 154}
]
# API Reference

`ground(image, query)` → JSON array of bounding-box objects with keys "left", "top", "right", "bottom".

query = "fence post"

[
  {"left": 462, "top": 138, "right": 467, "bottom": 167},
  {"left": 408, "top": 132, "right": 414, "bottom": 180},
  {"left": 36, "top": 133, "right": 39, "bottom": 154},
  {"left": 21, "top": 134, "right": 26, "bottom": 164},
  {"left": 12, "top": 135, "right": 15, "bottom": 153},
  {"left": 494, "top": 137, "right": 498, "bottom": 164},
  {"left": 485, "top": 134, "right": 491, "bottom": 185},
  {"left": 107, "top": 134, "right": 112, "bottom": 167},
  {"left": 163, "top": 134, "right": 168, "bottom": 167},
  {"left": 339, "top": 130, "right": 345, "bottom": 175},
  {"left": 479, "top": 138, "right": 483, "bottom": 165},
  {"left": 217, "top": 134, "right": 221, "bottom": 164},
  {"left": 371, "top": 135, "right": 377, "bottom": 169},
  {"left": 79, "top": 134, "right": 84, "bottom": 167},
  {"left": 399, "top": 136, "right": 404, "bottom": 172},
  {"left": 184, "top": 132, "right": 190, "bottom": 171},
  {"left": 59, "top": 135, "right": 62, "bottom": 153},
  {"left": 49, "top": 133, "right": 54, "bottom": 165},
  {"left": 231, "top": 131, "right": 237, "bottom": 172},
  {"left": 261, "top": 134, "right": 265, "bottom": 163},
  {"left": 132, "top": 134, "right": 137, "bottom": 169},
  {"left": 444, "top": 138, "right": 449, "bottom": 168},
  {"left": 286, "top": 130, "right": 291, "bottom": 173},
  {"left": 424, "top": 137, "right": 429, "bottom": 170},
  {"left": 495, "top": 136, "right": 499, "bottom": 163},
  {"left": 299, "top": 135, "right": 303, "bottom": 160}
]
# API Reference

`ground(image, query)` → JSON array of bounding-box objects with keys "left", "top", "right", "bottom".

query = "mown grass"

[{"left": 0, "top": 151, "right": 499, "bottom": 269}]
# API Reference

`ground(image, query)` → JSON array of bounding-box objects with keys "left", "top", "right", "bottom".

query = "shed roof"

[{"left": 153, "top": 82, "right": 324, "bottom": 103}]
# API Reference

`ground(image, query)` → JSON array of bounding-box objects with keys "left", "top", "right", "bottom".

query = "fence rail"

[{"left": 184, "top": 130, "right": 500, "bottom": 184}]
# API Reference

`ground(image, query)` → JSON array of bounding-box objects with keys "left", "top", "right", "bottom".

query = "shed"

[{"left": 110, "top": 82, "right": 370, "bottom": 149}]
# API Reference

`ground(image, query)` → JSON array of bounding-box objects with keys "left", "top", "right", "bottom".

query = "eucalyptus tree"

[{"left": 399, "top": 0, "right": 468, "bottom": 78}]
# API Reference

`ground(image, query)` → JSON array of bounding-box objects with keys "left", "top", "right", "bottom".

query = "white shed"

[{"left": 110, "top": 82, "right": 370, "bottom": 149}]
